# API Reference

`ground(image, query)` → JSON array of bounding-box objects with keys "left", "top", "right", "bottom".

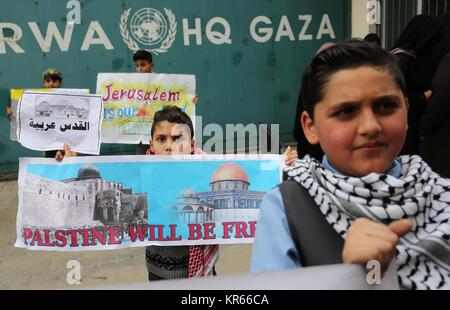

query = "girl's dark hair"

[
  {"left": 151, "top": 105, "right": 194, "bottom": 139},
  {"left": 392, "top": 15, "right": 445, "bottom": 56},
  {"left": 301, "top": 40, "right": 406, "bottom": 119}
]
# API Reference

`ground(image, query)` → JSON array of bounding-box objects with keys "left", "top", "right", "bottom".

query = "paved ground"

[{"left": 0, "top": 179, "right": 253, "bottom": 289}]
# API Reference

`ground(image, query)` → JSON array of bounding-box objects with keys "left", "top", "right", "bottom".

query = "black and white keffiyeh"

[{"left": 285, "top": 155, "right": 450, "bottom": 290}]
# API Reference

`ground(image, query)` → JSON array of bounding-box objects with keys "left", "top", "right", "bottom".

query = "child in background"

[
  {"left": 41, "top": 68, "right": 64, "bottom": 158},
  {"left": 6, "top": 68, "right": 63, "bottom": 121},
  {"left": 133, "top": 50, "right": 156, "bottom": 155},
  {"left": 251, "top": 40, "right": 450, "bottom": 289},
  {"left": 132, "top": 50, "right": 199, "bottom": 155},
  {"left": 133, "top": 49, "right": 155, "bottom": 73}
]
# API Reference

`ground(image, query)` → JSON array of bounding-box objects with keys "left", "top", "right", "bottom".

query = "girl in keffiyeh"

[{"left": 251, "top": 40, "right": 450, "bottom": 290}]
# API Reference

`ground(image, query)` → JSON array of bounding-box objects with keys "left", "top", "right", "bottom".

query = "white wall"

[{"left": 351, "top": 0, "right": 371, "bottom": 39}]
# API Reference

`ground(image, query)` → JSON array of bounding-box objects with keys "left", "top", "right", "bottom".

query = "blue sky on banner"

[{"left": 26, "top": 159, "right": 280, "bottom": 198}]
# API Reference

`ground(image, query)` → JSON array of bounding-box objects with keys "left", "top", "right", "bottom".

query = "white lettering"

[
  {"left": 182, "top": 18, "right": 202, "bottom": 46},
  {"left": 226, "top": 123, "right": 258, "bottom": 154},
  {"left": 66, "top": 0, "right": 81, "bottom": 24},
  {"left": 203, "top": 123, "right": 224, "bottom": 154},
  {"left": 0, "top": 23, "right": 25, "bottom": 54},
  {"left": 206, "top": 17, "right": 231, "bottom": 45},
  {"left": 81, "top": 21, "right": 113, "bottom": 51},
  {"left": 66, "top": 260, "right": 81, "bottom": 285},
  {"left": 249, "top": 16, "right": 273, "bottom": 43},
  {"left": 28, "top": 22, "right": 74, "bottom": 52},
  {"left": 367, "top": 0, "right": 381, "bottom": 25},
  {"left": 366, "top": 260, "right": 381, "bottom": 285},
  {"left": 275, "top": 16, "right": 294, "bottom": 42},
  {"left": 298, "top": 15, "right": 313, "bottom": 40},
  {"left": 316, "top": 14, "right": 335, "bottom": 40}
]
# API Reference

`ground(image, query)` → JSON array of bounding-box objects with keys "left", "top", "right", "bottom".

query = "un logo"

[{"left": 120, "top": 7, "right": 177, "bottom": 55}]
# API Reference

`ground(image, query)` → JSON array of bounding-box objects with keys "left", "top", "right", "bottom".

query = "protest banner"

[
  {"left": 16, "top": 91, "right": 103, "bottom": 154},
  {"left": 15, "top": 154, "right": 282, "bottom": 251},
  {"left": 9, "top": 88, "right": 89, "bottom": 141},
  {"left": 96, "top": 73, "right": 196, "bottom": 144}
]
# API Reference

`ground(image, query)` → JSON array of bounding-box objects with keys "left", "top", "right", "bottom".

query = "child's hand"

[
  {"left": 193, "top": 95, "right": 199, "bottom": 105},
  {"left": 283, "top": 146, "right": 298, "bottom": 166},
  {"left": 342, "top": 218, "right": 412, "bottom": 275},
  {"left": 6, "top": 106, "right": 13, "bottom": 120},
  {"left": 424, "top": 90, "right": 432, "bottom": 99},
  {"left": 55, "top": 143, "right": 78, "bottom": 162}
]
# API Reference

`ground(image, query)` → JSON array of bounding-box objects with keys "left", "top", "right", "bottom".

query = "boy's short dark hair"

[
  {"left": 151, "top": 106, "right": 194, "bottom": 139},
  {"left": 133, "top": 50, "right": 153, "bottom": 63},
  {"left": 42, "top": 68, "right": 63, "bottom": 82},
  {"left": 301, "top": 39, "right": 406, "bottom": 119},
  {"left": 364, "top": 33, "right": 381, "bottom": 46}
]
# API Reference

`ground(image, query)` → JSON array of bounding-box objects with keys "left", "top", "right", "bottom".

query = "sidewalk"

[{"left": 0, "top": 179, "right": 253, "bottom": 289}]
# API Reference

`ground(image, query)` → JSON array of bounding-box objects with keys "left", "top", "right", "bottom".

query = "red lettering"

[
  {"left": 81, "top": 229, "right": 91, "bottom": 246},
  {"left": 188, "top": 224, "right": 202, "bottom": 240},
  {"left": 108, "top": 227, "right": 122, "bottom": 245},
  {"left": 249, "top": 221, "right": 257, "bottom": 238},
  {"left": 143, "top": 92, "right": 151, "bottom": 101},
  {"left": 235, "top": 222, "right": 251, "bottom": 238},
  {"left": 22, "top": 228, "right": 33, "bottom": 245},
  {"left": 128, "top": 224, "right": 149, "bottom": 242},
  {"left": 102, "top": 84, "right": 113, "bottom": 101},
  {"left": 168, "top": 91, "right": 180, "bottom": 101},
  {"left": 203, "top": 223, "right": 216, "bottom": 239},
  {"left": 159, "top": 92, "right": 166, "bottom": 101},
  {"left": 30, "top": 229, "right": 43, "bottom": 246},
  {"left": 66, "top": 229, "right": 81, "bottom": 247},
  {"left": 156, "top": 225, "right": 164, "bottom": 240},
  {"left": 54, "top": 230, "right": 67, "bottom": 247},
  {"left": 111, "top": 90, "right": 119, "bottom": 101},
  {"left": 120, "top": 88, "right": 128, "bottom": 100},
  {"left": 152, "top": 87, "right": 159, "bottom": 101},
  {"left": 43, "top": 229, "right": 52, "bottom": 246},
  {"left": 91, "top": 227, "right": 107, "bottom": 245},
  {"left": 222, "top": 222, "right": 234, "bottom": 239},
  {"left": 127, "top": 89, "right": 136, "bottom": 100},
  {"left": 168, "top": 224, "right": 182, "bottom": 241},
  {"left": 137, "top": 90, "right": 143, "bottom": 101}
]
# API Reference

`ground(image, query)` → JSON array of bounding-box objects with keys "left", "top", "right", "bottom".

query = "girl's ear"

[
  {"left": 301, "top": 111, "right": 319, "bottom": 145},
  {"left": 149, "top": 140, "right": 154, "bottom": 155},
  {"left": 404, "top": 97, "right": 409, "bottom": 131},
  {"left": 191, "top": 139, "right": 196, "bottom": 155}
]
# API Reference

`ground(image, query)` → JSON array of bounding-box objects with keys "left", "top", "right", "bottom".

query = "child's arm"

[
  {"left": 342, "top": 218, "right": 412, "bottom": 274},
  {"left": 6, "top": 95, "right": 13, "bottom": 120},
  {"left": 283, "top": 146, "right": 298, "bottom": 166},
  {"left": 6, "top": 106, "right": 13, "bottom": 120},
  {"left": 55, "top": 143, "right": 78, "bottom": 162}
]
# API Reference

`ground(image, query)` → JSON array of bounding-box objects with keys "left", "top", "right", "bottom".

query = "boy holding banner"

[
  {"left": 145, "top": 106, "right": 296, "bottom": 280},
  {"left": 58, "top": 105, "right": 298, "bottom": 281}
]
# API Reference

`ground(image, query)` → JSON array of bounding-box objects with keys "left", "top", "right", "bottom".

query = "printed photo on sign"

[
  {"left": 17, "top": 91, "right": 102, "bottom": 154},
  {"left": 96, "top": 73, "right": 196, "bottom": 144},
  {"left": 15, "top": 155, "right": 282, "bottom": 251}
]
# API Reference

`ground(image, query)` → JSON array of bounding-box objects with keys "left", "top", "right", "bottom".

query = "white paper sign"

[{"left": 17, "top": 91, "right": 103, "bottom": 154}]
